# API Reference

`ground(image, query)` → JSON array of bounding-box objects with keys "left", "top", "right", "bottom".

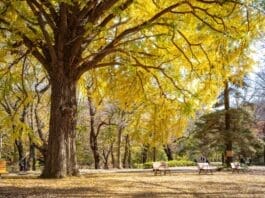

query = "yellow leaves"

[
  {"left": 77, "top": 77, "right": 88, "bottom": 97},
  {"left": 0, "top": 50, "right": 7, "bottom": 63},
  {"left": 1, "top": 0, "right": 263, "bottom": 149}
]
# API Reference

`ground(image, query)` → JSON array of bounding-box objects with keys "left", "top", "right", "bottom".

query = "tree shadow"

[{"left": 0, "top": 186, "right": 103, "bottom": 197}]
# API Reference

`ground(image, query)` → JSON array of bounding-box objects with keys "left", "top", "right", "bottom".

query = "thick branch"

[{"left": 76, "top": 1, "right": 188, "bottom": 78}]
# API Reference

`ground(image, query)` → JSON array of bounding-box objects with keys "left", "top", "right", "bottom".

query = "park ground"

[{"left": 0, "top": 167, "right": 265, "bottom": 197}]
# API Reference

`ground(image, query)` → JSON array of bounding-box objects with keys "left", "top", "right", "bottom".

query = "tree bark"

[
  {"left": 30, "top": 143, "right": 36, "bottom": 171},
  {"left": 128, "top": 145, "right": 132, "bottom": 168},
  {"left": 152, "top": 147, "right": 157, "bottom": 162},
  {"left": 28, "top": 137, "right": 36, "bottom": 171},
  {"left": 88, "top": 96, "right": 101, "bottom": 169},
  {"left": 224, "top": 80, "right": 233, "bottom": 167},
  {"left": 116, "top": 126, "right": 123, "bottom": 169},
  {"left": 262, "top": 124, "right": 265, "bottom": 165},
  {"left": 41, "top": 75, "right": 79, "bottom": 178},
  {"left": 102, "top": 148, "right": 111, "bottom": 169},
  {"left": 263, "top": 136, "right": 265, "bottom": 165},
  {"left": 90, "top": 132, "right": 100, "bottom": 169},
  {"left": 164, "top": 144, "right": 173, "bottom": 161},
  {"left": 110, "top": 143, "right": 115, "bottom": 168},
  {"left": 123, "top": 134, "right": 130, "bottom": 168},
  {"left": 15, "top": 139, "right": 25, "bottom": 171},
  {"left": 142, "top": 145, "right": 148, "bottom": 164}
]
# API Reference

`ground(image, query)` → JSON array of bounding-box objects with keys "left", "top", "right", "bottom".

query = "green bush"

[
  {"left": 143, "top": 162, "right": 153, "bottom": 169},
  {"left": 167, "top": 160, "right": 195, "bottom": 167}
]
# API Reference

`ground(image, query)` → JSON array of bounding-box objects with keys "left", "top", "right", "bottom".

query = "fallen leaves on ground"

[{"left": 0, "top": 171, "right": 265, "bottom": 197}]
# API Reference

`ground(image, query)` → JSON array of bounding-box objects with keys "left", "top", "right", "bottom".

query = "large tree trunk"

[
  {"left": 224, "top": 80, "right": 233, "bottom": 167},
  {"left": 41, "top": 75, "right": 78, "bottom": 178}
]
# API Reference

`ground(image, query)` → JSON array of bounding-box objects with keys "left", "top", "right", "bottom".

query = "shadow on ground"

[{"left": 1, "top": 185, "right": 265, "bottom": 198}]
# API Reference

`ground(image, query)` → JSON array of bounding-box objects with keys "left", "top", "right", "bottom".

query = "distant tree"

[{"left": 192, "top": 108, "right": 263, "bottom": 164}]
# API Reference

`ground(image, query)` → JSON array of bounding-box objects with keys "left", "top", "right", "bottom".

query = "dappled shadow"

[
  {"left": 0, "top": 186, "right": 104, "bottom": 197},
  {"left": 2, "top": 186, "right": 263, "bottom": 198}
]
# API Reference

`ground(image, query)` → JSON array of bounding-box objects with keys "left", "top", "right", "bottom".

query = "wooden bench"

[
  {"left": 231, "top": 162, "right": 247, "bottom": 173},
  {"left": 197, "top": 162, "right": 216, "bottom": 174},
  {"left": 152, "top": 161, "right": 171, "bottom": 175},
  {"left": 0, "top": 160, "right": 7, "bottom": 178}
]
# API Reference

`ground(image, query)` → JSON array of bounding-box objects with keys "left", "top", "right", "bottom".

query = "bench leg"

[{"left": 164, "top": 170, "right": 170, "bottom": 175}]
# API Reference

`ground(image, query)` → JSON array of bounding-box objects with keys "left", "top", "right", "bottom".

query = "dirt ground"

[{"left": 0, "top": 171, "right": 265, "bottom": 197}]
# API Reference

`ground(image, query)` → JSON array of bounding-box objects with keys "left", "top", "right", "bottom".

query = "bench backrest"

[
  {"left": 153, "top": 162, "right": 161, "bottom": 169},
  {"left": 152, "top": 161, "right": 168, "bottom": 169},
  {"left": 230, "top": 162, "right": 240, "bottom": 168},
  {"left": 197, "top": 162, "right": 209, "bottom": 169}
]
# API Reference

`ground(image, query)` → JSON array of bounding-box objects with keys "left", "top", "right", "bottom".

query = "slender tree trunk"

[
  {"left": 116, "top": 126, "right": 123, "bottom": 169},
  {"left": 263, "top": 124, "right": 265, "bottom": 165},
  {"left": 128, "top": 144, "right": 131, "bottom": 168},
  {"left": 88, "top": 97, "right": 101, "bottom": 169},
  {"left": 110, "top": 144, "right": 115, "bottom": 168},
  {"left": 224, "top": 80, "right": 233, "bottom": 167},
  {"left": 102, "top": 149, "right": 111, "bottom": 169},
  {"left": 164, "top": 144, "right": 173, "bottom": 161},
  {"left": 29, "top": 105, "right": 36, "bottom": 171},
  {"left": 0, "top": 134, "right": 2, "bottom": 159},
  {"left": 90, "top": 132, "right": 100, "bottom": 169},
  {"left": 142, "top": 145, "right": 148, "bottom": 164},
  {"left": 263, "top": 137, "right": 265, "bottom": 164},
  {"left": 15, "top": 140, "right": 25, "bottom": 171},
  {"left": 41, "top": 75, "right": 78, "bottom": 178},
  {"left": 29, "top": 143, "right": 36, "bottom": 171},
  {"left": 34, "top": 104, "right": 48, "bottom": 163},
  {"left": 152, "top": 147, "right": 157, "bottom": 162},
  {"left": 123, "top": 135, "right": 130, "bottom": 168}
]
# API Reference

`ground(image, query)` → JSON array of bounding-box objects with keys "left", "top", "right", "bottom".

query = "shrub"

[
  {"left": 167, "top": 160, "right": 195, "bottom": 167},
  {"left": 143, "top": 162, "right": 153, "bottom": 169}
]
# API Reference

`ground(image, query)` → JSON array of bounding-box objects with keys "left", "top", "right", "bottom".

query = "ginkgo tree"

[
  {"left": 0, "top": 0, "right": 263, "bottom": 178},
  {"left": 0, "top": 50, "right": 50, "bottom": 171}
]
